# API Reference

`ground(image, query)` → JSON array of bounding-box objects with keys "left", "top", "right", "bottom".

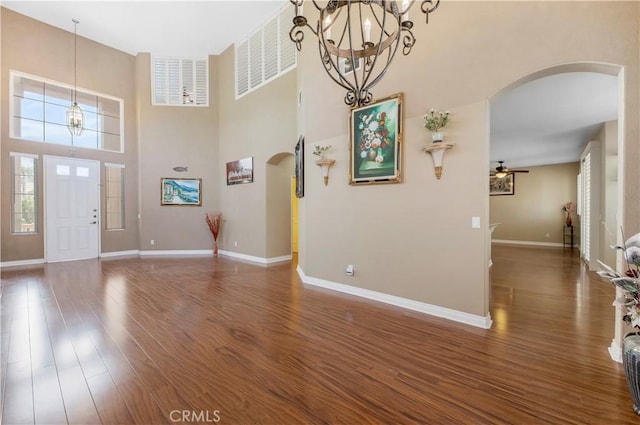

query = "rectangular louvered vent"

[
  {"left": 152, "top": 57, "right": 209, "bottom": 106},
  {"left": 263, "top": 16, "right": 279, "bottom": 81},
  {"left": 236, "top": 43, "right": 250, "bottom": 96},
  {"left": 235, "top": 4, "right": 297, "bottom": 99}
]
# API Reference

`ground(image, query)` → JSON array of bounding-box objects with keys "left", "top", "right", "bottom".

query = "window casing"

[
  {"left": 11, "top": 153, "right": 38, "bottom": 234},
  {"left": 152, "top": 57, "right": 209, "bottom": 106},
  {"left": 105, "top": 163, "right": 125, "bottom": 230},
  {"left": 10, "top": 71, "right": 124, "bottom": 152}
]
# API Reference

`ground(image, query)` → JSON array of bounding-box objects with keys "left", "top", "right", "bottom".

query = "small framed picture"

[
  {"left": 226, "top": 157, "right": 254, "bottom": 185},
  {"left": 161, "top": 178, "right": 202, "bottom": 206},
  {"left": 489, "top": 174, "right": 515, "bottom": 196}
]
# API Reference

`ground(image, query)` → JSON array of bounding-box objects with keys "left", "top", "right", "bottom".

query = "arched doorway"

[
  {"left": 266, "top": 153, "right": 296, "bottom": 261},
  {"left": 488, "top": 62, "right": 624, "bottom": 361}
]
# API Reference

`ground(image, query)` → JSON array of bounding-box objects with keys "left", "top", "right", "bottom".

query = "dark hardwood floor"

[{"left": 1, "top": 245, "right": 638, "bottom": 424}]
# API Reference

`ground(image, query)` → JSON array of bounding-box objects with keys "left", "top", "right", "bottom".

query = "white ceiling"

[
  {"left": 490, "top": 72, "right": 618, "bottom": 169},
  {"left": 3, "top": 1, "right": 620, "bottom": 168},
  {"left": 2, "top": 0, "right": 287, "bottom": 56}
]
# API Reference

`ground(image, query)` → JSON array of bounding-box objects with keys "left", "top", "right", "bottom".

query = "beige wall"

[
  {"left": 135, "top": 53, "right": 220, "bottom": 251},
  {"left": 297, "top": 1, "right": 639, "bottom": 318},
  {"left": 0, "top": 8, "right": 139, "bottom": 261},
  {"left": 217, "top": 45, "right": 297, "bottom": 259},
  {"left": 490, "top": 163, "right": 580, "bottom": 244},
  {"left": 301, "top": 102, "right": 489, "bottom": 315}
]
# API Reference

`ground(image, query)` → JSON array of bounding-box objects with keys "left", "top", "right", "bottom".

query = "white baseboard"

[
  {"left": 296, "top": 265, "right": 492, "bottom": 329},
  {"left": 218, "top": 250, "right": 291, "bottom": 265},
  {"left": 0, "top": 258, "right": 45, "bottom": 268},
  {"left": 609, "top": 339, "right": 623, "bottom": 363},
  {"left": 265, "top": 255, "right": 293, "bottom": 264},
  {"left": 100, "top": 250, "right": 140, "bottom": 258},
  {"left": 2, "top": 250, "right": 292, "bottom": 266},
  {"left": 139, "top": 249, "right": 213, "bottom": 256},
  {"left": 492, "top": 239, "right": 571, "bottom": 248}
]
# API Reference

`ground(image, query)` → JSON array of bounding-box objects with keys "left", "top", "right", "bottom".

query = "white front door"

[{"left": 45, "top": 156, "right": 100, "bottom": 262}]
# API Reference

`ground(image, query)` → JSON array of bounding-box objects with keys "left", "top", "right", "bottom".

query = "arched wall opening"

[
  {"left": 487, "top": 61, "right": 624, "bottom": 361},
  {"left": 266, "top": 152, "right": 295, "bottom": 260}
]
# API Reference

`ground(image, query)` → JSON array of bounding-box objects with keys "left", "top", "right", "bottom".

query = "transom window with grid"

[{"left": 11, "top": 71, "right": 124, "bottom": 152}]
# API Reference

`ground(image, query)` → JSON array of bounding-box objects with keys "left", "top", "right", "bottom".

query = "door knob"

[{"left": 90, "top": 221, "right": 97, "bottom": 224}]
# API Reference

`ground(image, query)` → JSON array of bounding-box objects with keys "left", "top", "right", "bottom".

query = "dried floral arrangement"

[{"left": 205, "top": 212, "right": 222, "bottom": 255}]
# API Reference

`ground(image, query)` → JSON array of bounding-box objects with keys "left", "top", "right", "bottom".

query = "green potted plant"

[{"left": 423, "top": 109, "right": 450, "bottom": 142}]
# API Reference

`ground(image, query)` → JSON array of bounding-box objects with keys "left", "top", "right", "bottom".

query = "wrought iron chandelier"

[
  {"left": 66, "top": 18, "right": 84, "bottom": 136},
  {"left": 289, "top": 0, "right": 440, "bottom": 107}
]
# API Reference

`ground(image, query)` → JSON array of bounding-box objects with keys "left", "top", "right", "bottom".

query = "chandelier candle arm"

[
  {"left": 290, "top": 0, "right": 441, "bottom": 107},
  {"left": 421, "top": 0, "right": 440, "bottom": 22}
]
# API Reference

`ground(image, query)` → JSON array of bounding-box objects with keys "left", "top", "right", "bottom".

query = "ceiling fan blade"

[{"left": 491, "top": 161, "right": 529, "bottom": 176}]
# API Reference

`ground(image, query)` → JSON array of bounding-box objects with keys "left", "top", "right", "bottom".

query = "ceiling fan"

[{"left": 491, "top": 161, "right": 530, "bottom": 178}]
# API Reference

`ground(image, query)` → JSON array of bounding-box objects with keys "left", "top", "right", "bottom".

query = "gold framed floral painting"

[{"left": 349, "top": 93, "right": 403, "bottom": 185}]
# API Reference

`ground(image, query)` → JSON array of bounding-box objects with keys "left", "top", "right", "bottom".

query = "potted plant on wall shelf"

[
  {"left": 313, "top": 145, "right": 335, "bottom": 186},
  {"left": 423, "top": 109, "right": 450, "bottom": 143},
  {"left": 422, "top": 109, "right": 453, "bottom": 179}
]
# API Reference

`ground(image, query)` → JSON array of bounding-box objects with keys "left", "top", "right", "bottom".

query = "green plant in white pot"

[{"left": 423, "top": 109, "right": 450, "bottom": 142}]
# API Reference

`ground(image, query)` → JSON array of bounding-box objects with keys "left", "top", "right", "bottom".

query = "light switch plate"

[{"left": 472, "top": 216, "right": 481, "bottom": 229}]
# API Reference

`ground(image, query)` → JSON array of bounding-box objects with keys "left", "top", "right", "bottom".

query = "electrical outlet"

[
  {"left": 545, "top": 233, "right": 550, "bottom": 238},
  {"left": 234, "top": 241, "right": 238, "bottom": 247},
  {"left": 150, "top": 239, "right": 155, "bottom": 245},
  {"left": 346, "top": 264, "right": 354, "bottom": 276}
]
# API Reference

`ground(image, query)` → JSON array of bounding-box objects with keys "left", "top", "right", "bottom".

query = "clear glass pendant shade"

[{"left": 66, "top": 102, "right": 84, "bottom": 136}]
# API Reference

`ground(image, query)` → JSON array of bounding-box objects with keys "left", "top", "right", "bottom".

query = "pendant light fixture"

[
  {"left": 66, "top": 18, "right": 84, "bottom": 136},
  {"left": 289, "top": 0, "right": 441, "bottom": 107}
]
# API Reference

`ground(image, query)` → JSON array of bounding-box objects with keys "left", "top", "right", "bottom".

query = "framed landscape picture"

[
  {"left": 161, "top": 178, "right": 202, "bottom": 206},
  {"left": 226, "top": 157, "right": 253, "bottom": 185},
  {"left": 349, "top": 93, "right": 403, "bottom": 185},
  {"left": 489, "top": 174, "right": 515, "bottom": 196}
]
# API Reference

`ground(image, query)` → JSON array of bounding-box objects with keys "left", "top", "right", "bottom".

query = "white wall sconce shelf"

[
  {"left": 315, "top": 159, "right": 336, "bottom": 186},
  {"left": 423, "top": 143, "right": 453, "bottom": 179}
]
